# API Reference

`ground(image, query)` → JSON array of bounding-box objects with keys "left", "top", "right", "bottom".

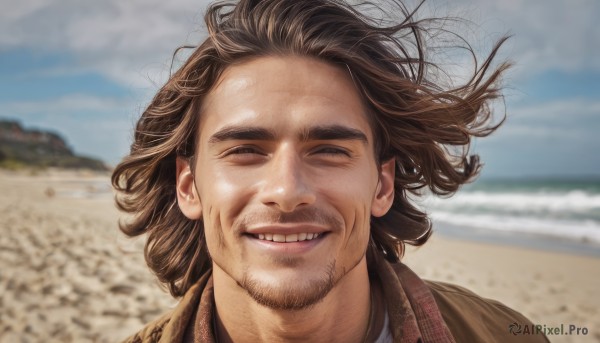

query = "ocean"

[{"left": 418, "top": 178, "right": 600, "bottom": 255}]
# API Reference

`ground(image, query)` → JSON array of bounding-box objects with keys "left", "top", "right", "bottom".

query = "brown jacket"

[{"left": 124, "top": 257, "right": 549, "bottom": 343}]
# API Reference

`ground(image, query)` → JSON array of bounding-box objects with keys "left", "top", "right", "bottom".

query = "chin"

[{"left": 238, "top": 260, "right": 337, "bottom": 311}]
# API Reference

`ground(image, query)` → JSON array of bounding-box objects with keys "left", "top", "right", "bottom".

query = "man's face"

[{"left": 179, "top": 56, "right": 394, "bottom": 310}]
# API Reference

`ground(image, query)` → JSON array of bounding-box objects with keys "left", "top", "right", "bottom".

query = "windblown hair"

[{"left": 112, "top": 0, "right": 510, "bottom": 297}]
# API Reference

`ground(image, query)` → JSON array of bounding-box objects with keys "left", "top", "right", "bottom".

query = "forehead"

[{"left": 198, "top": 56, "right": 373, "bottom": 142}]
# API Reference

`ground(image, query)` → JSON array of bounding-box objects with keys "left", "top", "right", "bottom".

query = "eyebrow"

[
  {"left": 208, "top": 124, "right": 368, "bottom": 144},
  {"left": 208, "top": 126, "right": 275, "bottom": 143},
  {"left": 300, "top": 125, "right": 368, "bottom": 144}
]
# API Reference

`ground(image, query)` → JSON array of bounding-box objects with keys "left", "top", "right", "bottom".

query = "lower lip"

[{"left": 245, "top": 234, "right": 328, "bottom": 254}]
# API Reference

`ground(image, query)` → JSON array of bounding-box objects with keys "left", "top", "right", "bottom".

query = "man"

[{"left": 112, "top": 0, "right": 548, "bottom": 342}]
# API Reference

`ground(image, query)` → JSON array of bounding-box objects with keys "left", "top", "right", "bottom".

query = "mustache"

[{"left": 236, "top": 208, "right": 344, "bottom": 232}]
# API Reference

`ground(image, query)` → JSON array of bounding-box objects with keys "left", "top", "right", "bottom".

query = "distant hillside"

[{"left": 0, "top": 120, "right": 108, "bottom": 171}]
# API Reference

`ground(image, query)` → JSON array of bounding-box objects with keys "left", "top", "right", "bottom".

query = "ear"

[
  {"left": 371, "top": 158, "right": 395, "bottom": 217},
  {"left": 176, "top": 157, "right": 202, "bottom": 220}
]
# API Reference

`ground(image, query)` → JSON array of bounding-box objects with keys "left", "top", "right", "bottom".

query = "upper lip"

[{"left": 244, "top": 224, "right": 330, "bottom": 235}]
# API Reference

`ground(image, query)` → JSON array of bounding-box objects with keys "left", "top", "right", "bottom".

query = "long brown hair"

[{"left": 112, "top": 0, "right": 511, "bottom": 297}]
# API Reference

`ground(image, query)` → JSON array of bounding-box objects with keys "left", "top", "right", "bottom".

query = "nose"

[{"left": 258, "top": 148, "right": 316, "bottom": 212}]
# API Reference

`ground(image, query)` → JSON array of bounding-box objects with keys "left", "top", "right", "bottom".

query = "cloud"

[
  {"left": 1, "top": 0, "right": 598, "bottom": 175},
  {"left": 471, "top": 97, "right": 600, "bottom": 177},
  {"left": 3, "top": 94, "right": 124, "bottom": 113},
  {"left": 2, "top": 0, "right": 598, "bottom": 90},
  {"left": 0, "top": 0, "right": 212, "bottom": 88},
  {"left": 3, "top": 94, "right": 135, "bottom": 114},
  {"left": 444, "top": 0, "right": 600, "bottom": 77},
  {"left": 483, "top": 98, "right": 600, "bottom": 141},
  {"left": 509, "top": 98, "right": 600, "bottom": 120}
]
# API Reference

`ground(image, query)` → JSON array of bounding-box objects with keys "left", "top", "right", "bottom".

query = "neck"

[{"left": 212, "top": 257, "right": 372, "bottom": 343}]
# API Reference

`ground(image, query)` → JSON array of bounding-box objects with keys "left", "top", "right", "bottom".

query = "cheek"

[
  {"left": 332, "top": 167, "right": 378, "bottom": 243},
  {"left": 348, "top": 203, "right": 373, "bottom": 245},
  {"left": 318, "top": 177, "right": 375, "bottom": 242},
  {"left": 198, "top": 166, "right": 255, "bottom": 237},
  {"left": 321, "top": 164, "right": 378, "bottom": 209}
]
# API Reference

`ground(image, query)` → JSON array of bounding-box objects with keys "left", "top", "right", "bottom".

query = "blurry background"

[
  {"left": 1, "top": 0, "right": 599, "bottom": 176},
  {"left": 0, "top": 0, "right": 599, "bottom": 342},
  {"left": 1, "top": 0, "right": 598, "bottom": 249}
]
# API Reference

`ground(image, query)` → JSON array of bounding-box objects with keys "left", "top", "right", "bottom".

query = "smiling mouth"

[{"left": 252, "top": 232, "right": 324, "bottom": 243}]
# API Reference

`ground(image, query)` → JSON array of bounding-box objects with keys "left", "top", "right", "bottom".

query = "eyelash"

[
  {"left": 224, "top": 146, "right": 264, "bottom": 156},
  {"left": 313, "top": 147, "right": 351, "bottom": 157},
  {"left": 223, "top": 145, "right": 351, "bottom": 158}
]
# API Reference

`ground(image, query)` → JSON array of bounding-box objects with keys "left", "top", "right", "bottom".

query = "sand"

[
  {"left": 1, "top": 170, "right": 598, "bottom": 342},
  {"left": 0, "top": 170, "right": 176, "bottom": 342},
  {"left": 403, "top": 239, "right": 600, "bottom": 342}
]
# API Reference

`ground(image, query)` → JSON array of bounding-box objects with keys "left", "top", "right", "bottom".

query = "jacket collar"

[{"left": 158, "top": 253, "right": 455, "bottom": 343}]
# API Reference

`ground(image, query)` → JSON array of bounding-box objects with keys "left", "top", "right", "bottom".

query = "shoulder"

[
  {"left": 121, "top": 311, "right": 173, "bottom": 343},
  {"left": 425, "top": 280, "right": 550, "bottom": 343},
  {"left": 120, "top": 273, "right": 212, "bottom": 343}
]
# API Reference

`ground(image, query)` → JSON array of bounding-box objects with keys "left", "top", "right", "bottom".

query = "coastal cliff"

[{"left": 0, "top": 120, "right": 108, "bottom": 171}]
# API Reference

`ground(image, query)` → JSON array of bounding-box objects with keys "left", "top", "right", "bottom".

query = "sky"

[{"left": 1, "top": 0, "right": 599, "bottom": 179}]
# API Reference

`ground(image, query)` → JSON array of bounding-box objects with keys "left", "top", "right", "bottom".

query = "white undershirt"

[{"left": 374, "top": 309, "right": 393, "bottom": 343}]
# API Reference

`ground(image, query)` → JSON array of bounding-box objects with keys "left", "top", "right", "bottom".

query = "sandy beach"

[
  {"left": 404, "top": 239, "right": 600, "bottom": 342},
  {"left": 1, "top": 170, "right": 598, "bottom": 342}
]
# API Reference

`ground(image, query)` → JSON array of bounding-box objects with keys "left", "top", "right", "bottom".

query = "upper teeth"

[{"left": 256, "top": 233, "right": 321, "bottom": 242}]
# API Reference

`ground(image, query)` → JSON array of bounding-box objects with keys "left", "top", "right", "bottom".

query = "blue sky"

[{"left": 1, "top": 0, "right": 599, "bottom": 178}]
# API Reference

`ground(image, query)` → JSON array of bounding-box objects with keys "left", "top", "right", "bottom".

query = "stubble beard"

[
  {"left": 230, "top": 208, "right": 364, "bottom": 311},
  {"left": 238, "top": 259, "right": 337, "bottom": 311}
]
